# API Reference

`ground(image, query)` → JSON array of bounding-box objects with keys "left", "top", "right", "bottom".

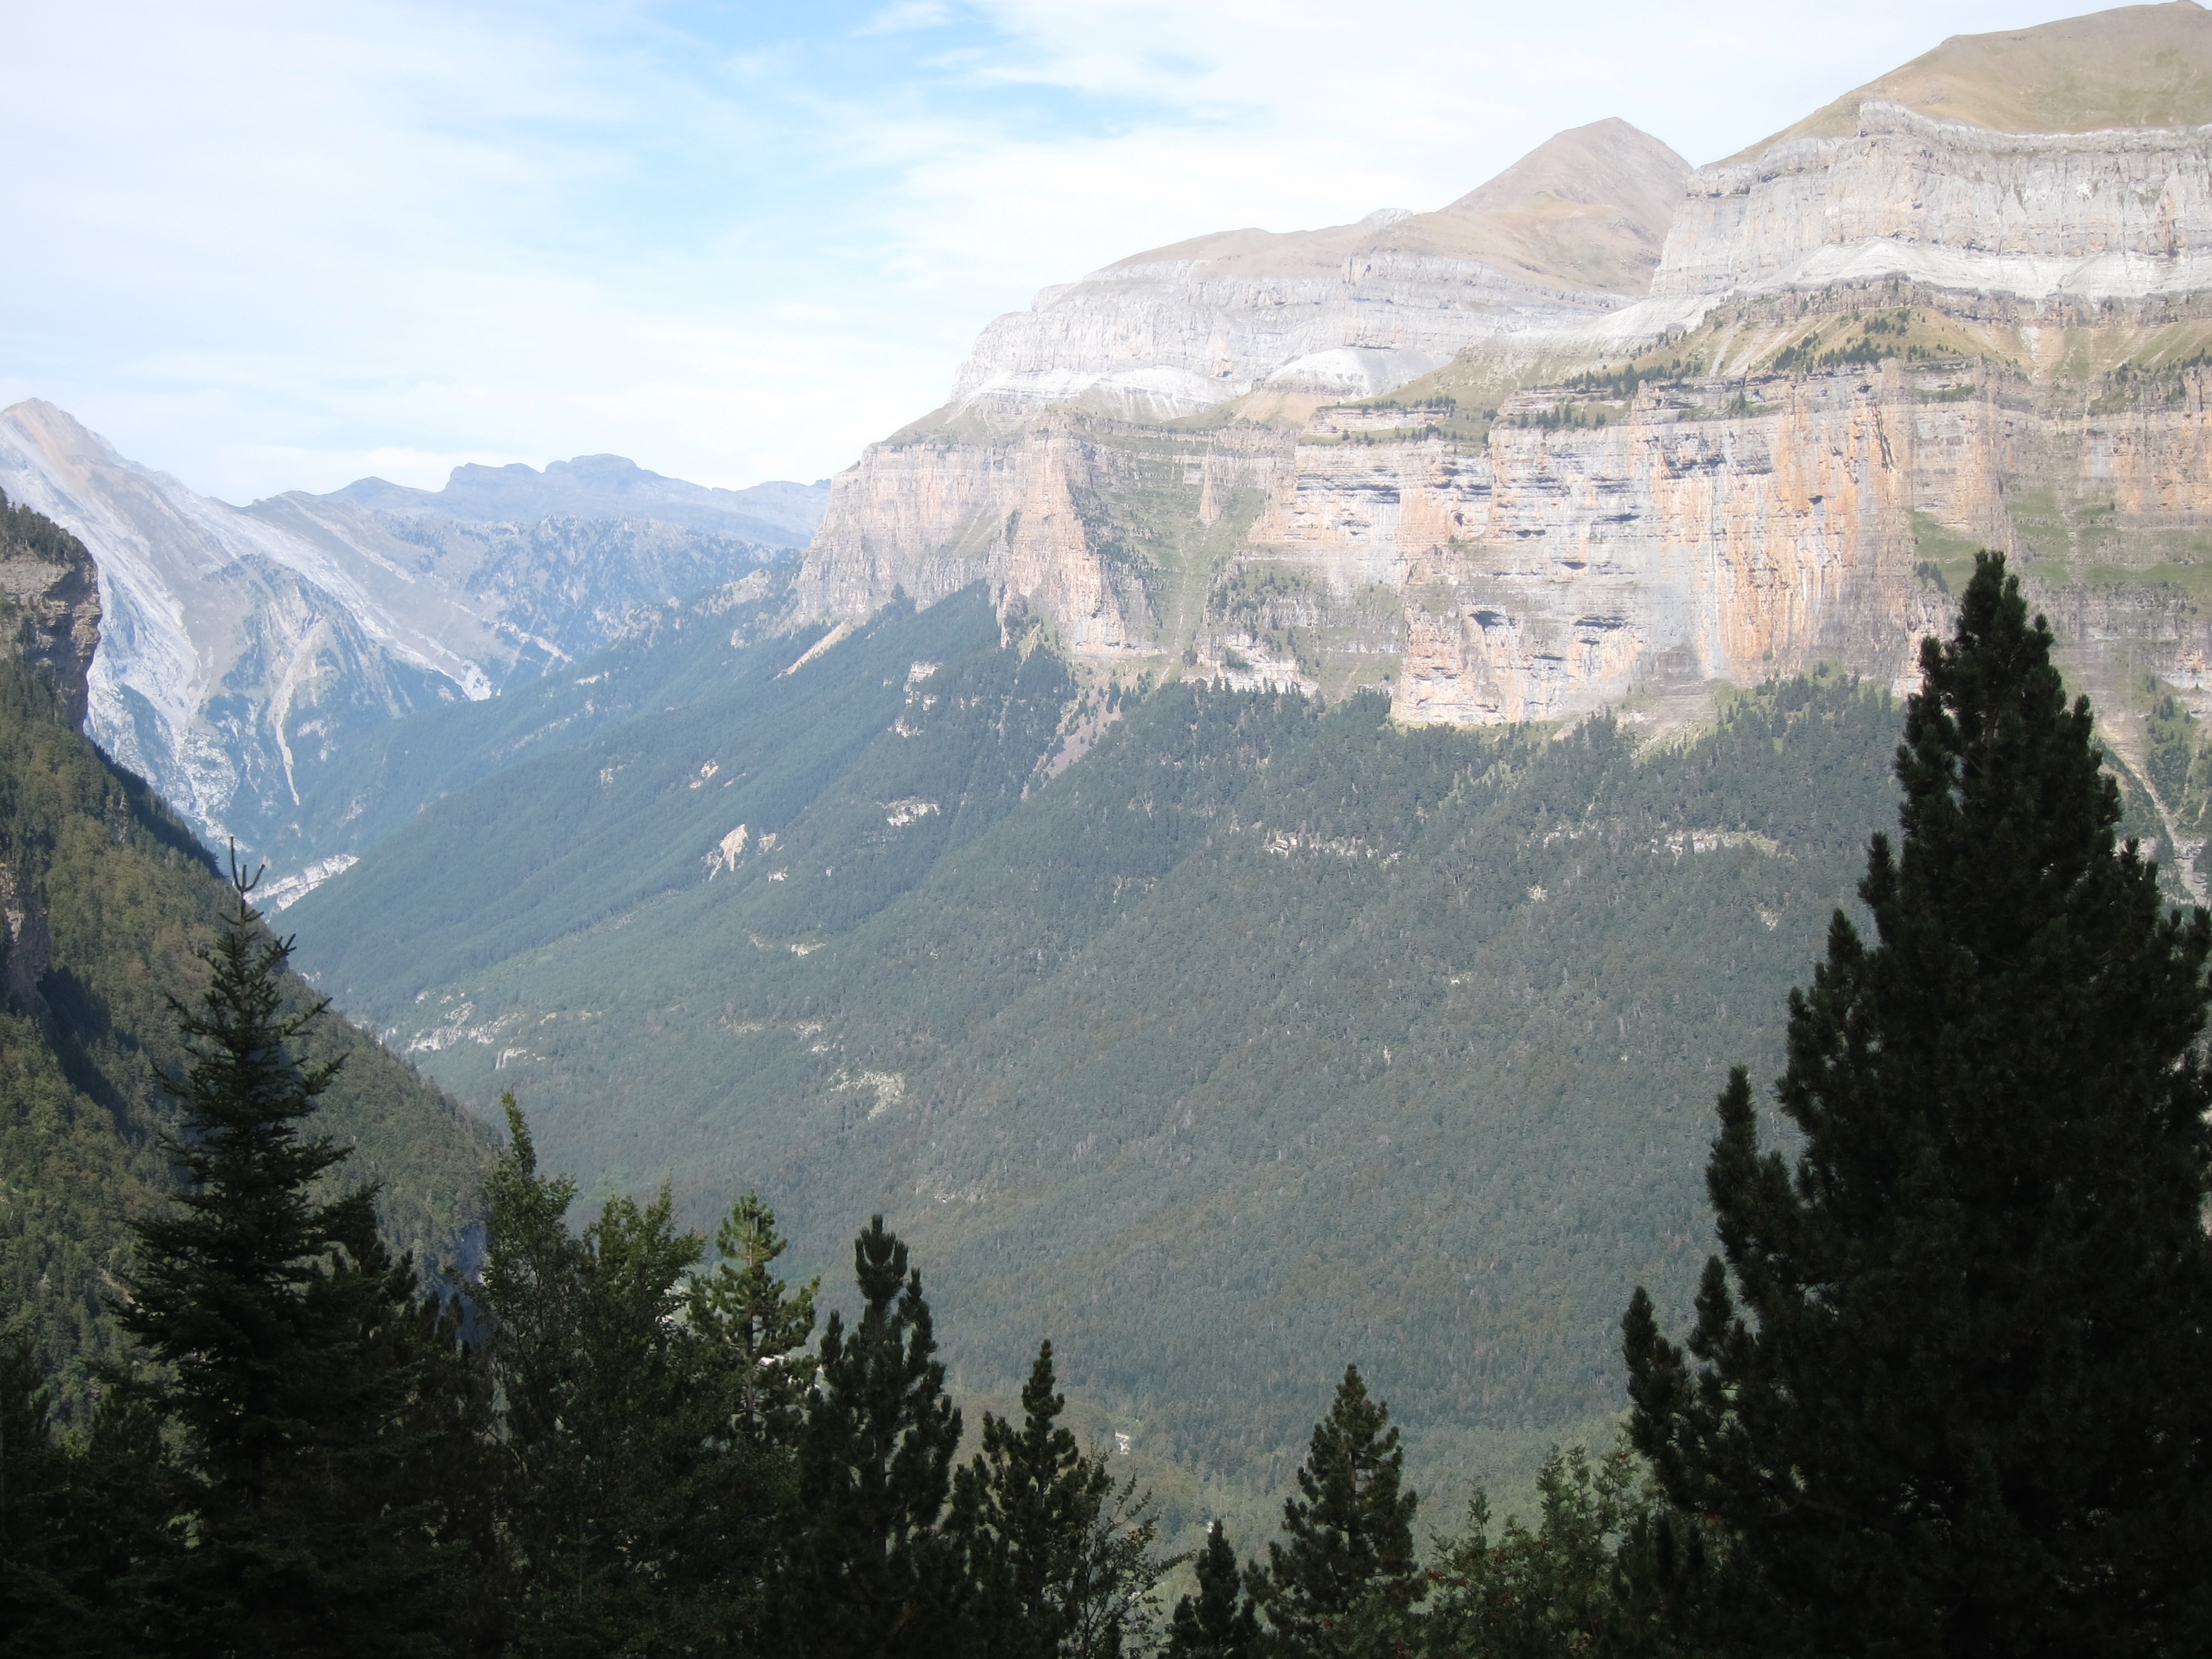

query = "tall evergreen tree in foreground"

[
  {"left": 116, "top": 857, "right": 473, "bottom": 1655},
  {"left": 1624, "top": 554, "right": 2212, "bottom": 1655},
  {"left": 1165, "top": 1524, "right": 1258, "bottom": 1659},
  {"left": 782, "top": 1215, "right": 967, "bottom": 1657},
  {"left": 954, "top": 1339, "right": 1169, "bottom": 1658},
  {"left": 1251, "top": 1365, "right": 1419, "bottom": 1652}
]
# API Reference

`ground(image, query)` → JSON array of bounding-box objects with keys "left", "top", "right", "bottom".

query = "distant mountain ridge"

[
  {"left": 313, "top": 454, "right": 829, "bottom": 545},
  {"left": 0, "top": 398, "right": 822, "bottom": 888},
  {"left": 942, "top": 118, "right": 1692, "bottom": 421}
]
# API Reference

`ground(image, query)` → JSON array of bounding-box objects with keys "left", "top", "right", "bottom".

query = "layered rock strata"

[
  {"left": 948, "top": 119, "right": 1691, "bottom": 422},
  {"left": 799, "top": 4, "right": 2212, "bottom": 734}
]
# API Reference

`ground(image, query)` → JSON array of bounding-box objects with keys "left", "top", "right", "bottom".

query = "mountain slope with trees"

[
  {"left": 0, "top": 493, "right": 495, "bottom": 1415},
  {"left": 287, "top": 587, "right": 1959, "bottom": 1499}
]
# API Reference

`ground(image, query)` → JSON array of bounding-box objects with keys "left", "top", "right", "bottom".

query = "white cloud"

[
  {"left": 0, "top": 0, "right": 2085, "bottom": 502},
  {"left": 857, "top": 2, "right": 958, "bottom": 35}
]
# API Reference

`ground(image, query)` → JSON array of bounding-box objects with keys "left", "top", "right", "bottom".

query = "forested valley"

[{"left": 5, "top": 482, "right": 2211, "bottom": 1652}]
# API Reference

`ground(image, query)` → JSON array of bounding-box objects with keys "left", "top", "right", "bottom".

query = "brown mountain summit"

[
  {"left": 1732, "top": 0, "right": 2212, "bottom": 160},
  {"left": 1106, "top": 118, "right": 1691, "bottom": 298}
]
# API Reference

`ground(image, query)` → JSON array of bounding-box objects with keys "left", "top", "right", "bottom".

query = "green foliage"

[
  {"left": 956, "top": 1340, "right": 1173, "bottom": 1658},
  {"left": 1252, "top": 1366, "right": 1419, "bottom": 1651},
  {"left": 690, "top": 1191, "right": 820, "bottom": 1446},
  {"left": 290, "top": 591, "right": 1910, "bottom": 1498},
  {"left": 1418, "top": 1441, "right": 1674, "bottom": 1659},
  {"left": 477, "top": 1094, "right": 722, "bottom": 1655},
  {"left": 115, "top": 869, "right": 486, "bottom": 1655},
  {"left": 1624, "top": 554, "right": 2212, "bottom": 1653},
  {"left": 0, "top": 628, "right": 492, "bottom": 1421},
  {"left": 0, "top": 1338, "right": 169, "bottom": 1657},
  {"left": 784, "top": 1216, "right": 968, "bottom": 1657},
  {"left": 1563, "top": 359, "right": 1694, "bottom": 401},
  {"left": 1167, "top": 1524, "right": 1261, "bottom": 1659}
]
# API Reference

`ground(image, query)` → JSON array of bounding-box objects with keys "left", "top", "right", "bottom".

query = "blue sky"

[{"left": 0, "top": 0, "right": 2084, "bottom": 501}]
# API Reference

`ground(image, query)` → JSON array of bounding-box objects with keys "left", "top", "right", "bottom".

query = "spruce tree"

[
  {"left": 1252, "top": 1366, "right": 1419, "bottom": 1651},
  {"left": 781, "top": 1215, "right": 966, "bottom": 1658},
  {"left": 1166, "top": 1523, "right": 1259, "bottom": 1659},
  {"left": 1623, "top": 553, "right": 2212, "bottom": 1655},
  {"left": 116, "top": 857, "right": 471, "bottom": 1656}
]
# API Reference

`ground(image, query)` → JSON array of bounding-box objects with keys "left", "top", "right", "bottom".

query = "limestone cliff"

[
  {"left": 945, "top": 119, "right": 1691, "bottom": 423},
  {"left": 0, "top": 484, "right": 101, "bottom": 730},
  {"left": 798, "top": 2, "right": 2212, "bottom": 760}
]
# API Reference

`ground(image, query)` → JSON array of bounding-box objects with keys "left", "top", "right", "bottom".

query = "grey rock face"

[
  {"left": 945, "top": 119, "right": 1692, "bottom": 422},
  {"left": 0, "top": 400, "right": 798, "bottom": 877}
]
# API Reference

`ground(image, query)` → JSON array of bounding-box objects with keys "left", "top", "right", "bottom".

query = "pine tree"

[
  {"left": 475, "top": 1094, "right": 708, "bottom": 1657},
  {"left": 1623, "top": 553, "right": 2212, "bottom": 1655},
  {"left": 116, "top": 856, "right": 472, "bottom": 1656},
  {"left": 781, "top": 1215, "right": 966, "bottom": 1658},
  {"left": 680, "top": 1191, "right": 821, "bottom": 1652},
  {"left": 691, "top": 1191, "right": 819, "bottom": 1446},
  {"left": 1165, "top": 1523, "right": 1259, "bottom": 1659},
  {"left": 1252, "top": 1366, "right": 1419, "bottom": 1652},
  {"left": 954, "top": 1339, "right": 1166, "bottom": 1658}
]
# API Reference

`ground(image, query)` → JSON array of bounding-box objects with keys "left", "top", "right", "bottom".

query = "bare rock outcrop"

[
  {"left": 945, "top": 120, "right": 1691, "bottom": 423},
  {"left": 0, "top": 484, "right": 101, "bottom": 731}
]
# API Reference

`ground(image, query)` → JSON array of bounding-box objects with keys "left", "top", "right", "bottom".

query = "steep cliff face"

[
  {"left": 946, "top": 120, "right": 1691, "bottom": 423},
  {"left": 799, "top": 2, "right": 2212, "bottom": 746},
  {"left": 1650, "top": 101, "right": 2212, "bottom": 307},
  {"left": 0, "top": 485, "right": 101, "bottom": 730}
]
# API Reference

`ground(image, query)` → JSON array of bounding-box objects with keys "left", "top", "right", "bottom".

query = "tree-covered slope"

[
  {"left": 0, "top": 507, "right": 497, "bottom": 1413},
  {"left": 288, "top": 594, "right": 1915, "bottom": 1493}
]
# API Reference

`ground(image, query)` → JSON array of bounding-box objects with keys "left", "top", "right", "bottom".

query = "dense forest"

[
  {"left": 286, "top": 584, "right": 1989, "bottom": 1502},
  {"left": 8, "top": 554, "right": 2211, "bottom": 1655}
]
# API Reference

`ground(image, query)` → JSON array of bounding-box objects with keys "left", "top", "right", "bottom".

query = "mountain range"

[
  {"left": 800, "top": 1, "right": 2212, "bottom": 890},
  {"left": 0, "top": 399, "right": 828, "bottom": 893},
  {"left": 20, "top": 0, "right": 2212, "bottom": 1524}
]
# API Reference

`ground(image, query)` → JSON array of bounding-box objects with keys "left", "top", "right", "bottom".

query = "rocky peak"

[{"left": 942, "top": 121, "right": 1689, "bottom": 423}]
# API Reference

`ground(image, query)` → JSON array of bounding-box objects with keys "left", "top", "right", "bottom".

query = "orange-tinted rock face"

[
  {"left": 798, "top": 352, "right": 2212, "bottom": 723},
  {"left": 1377, "top": 361, "right": 2212, "bottom": 725}
]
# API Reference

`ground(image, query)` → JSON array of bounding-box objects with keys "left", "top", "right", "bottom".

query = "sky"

[{"left": 0, "top": 0, "right": 2093, "bottom": 503}]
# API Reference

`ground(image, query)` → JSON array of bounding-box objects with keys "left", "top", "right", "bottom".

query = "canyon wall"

[{"left": 799, "top": 7, "right": 2212, "bottom": 741}]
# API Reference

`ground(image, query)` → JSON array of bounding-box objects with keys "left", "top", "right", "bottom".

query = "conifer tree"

[
  {"left": 1166, "top": 1523, "right": 1259, "bottom": 1659},
  {"left": 475, "top": 1094, "right": 708, "bottom": 1657},
  {"left": 0, "top": 1340, "right": 172, "bottom": 1657},
  {"left": 1623, "top": 553, "right": 2212, "bottom": 1655},
  {"left": 954, "top": 1339, "right": 1166, "bottom": 1658},
  {"left": 1252, "top": 1366, "right": 1419, "bottom": 1651},
  {"left": 682, "top": 1191, "right": 820, "bottom": 1652},
  {"left": 116, "top": 856, "right": 471, "bottom": 1656},
  {"left": 782, "top": 1215, "right": 966, "bottom": 1658},
  {"left": 691, "top": 1191, "right": 819, "bottom": 1446}
]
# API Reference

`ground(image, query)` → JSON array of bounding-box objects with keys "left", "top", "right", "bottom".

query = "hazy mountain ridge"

[
  {"left": 310, "top": 452, "right": 828, "bottom": 544},
  {"left": 0, "top": 400, "right": 826, "bottom": 887}
]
